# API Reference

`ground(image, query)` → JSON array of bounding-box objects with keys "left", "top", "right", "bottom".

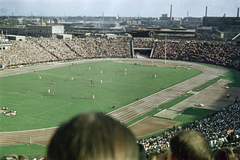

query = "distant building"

[
  {"left": 0, "top": 26, "right": 26, "bottom": 36},
  {"left": 155, "top": 28, "right": 195, "bottom": 38},
  {"left": 160, "top": 14, "right": 170, "bottom": 21},
  {"left": 132, "top": 28, "right": 196, "bottom": 39},
  {"left": 27, "top": 25, "right": 64, "bottom": 37},
  {"left": 202, "top": 16, "right": 240, "bottom": 39},
  {"left": 100, "top": 21, "right": 116, "bottom": 28},
  {"left": 203, "top": 17, "right": 240, "bottom": 32},
  {"left": 0, "top": 25, "right": 64, "bottom": 38},
  {"left": 56, "top": 34, "right": 72, "bottom": 39},
  {"left": 162, "top": 14, "right": 168, "bottom": 18},
  {"left": 109, "top": 27, "right": 125, "bottom": 32},
  {"left": 126, "top": 19, "right": 141, "bottom": 25},
  {"left": 6, "top": 35, "right": 25, "bottom": 41},
  {"left": 0, "top": 43, "right": 12, "bottom": 51},
  {"left": 105, "top": 34, "right": 117, "bottom": 39}
]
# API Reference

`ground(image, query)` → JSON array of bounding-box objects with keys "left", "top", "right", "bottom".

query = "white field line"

[{"left": 127, "top": 116, "right": 149, "bottom": 128}]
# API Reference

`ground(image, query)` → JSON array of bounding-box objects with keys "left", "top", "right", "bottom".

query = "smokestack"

[
  {"left": 205, "top": 6, "right": 208, "bottom": 17},
  {"left": 187, "top": 11, "right": 189, "bottom": 18},
  {"left": 41, "top": 17, "right": 43, "bottom": 26},
  {"left": 237, "top": 7, "right": 239, "bottom": 18},
  {"left": 170, "top": 5, "right": 172, "bottom": 24},
  {"left": 102, "top": 12, "right": 104, "bottom": 22}
]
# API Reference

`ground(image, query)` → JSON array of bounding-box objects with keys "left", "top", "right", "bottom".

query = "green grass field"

[
  {"left": 173, "top": 107, "right": 216, "bottom": 123},
  {"left": 0, "top": 144, "right": 47, "bottom": 159},
  {"left": 0, "top": 61, "right": 202, "bottom": 132},
  {"left": 1, "top": 60, "right": 239, "bottom": 158}
]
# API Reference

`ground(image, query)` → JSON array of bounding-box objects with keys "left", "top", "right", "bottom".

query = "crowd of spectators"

[
  {"left": 66, "top": 38, "right": 100, "bottom": 59},
  {"left": 95, "top": 38, "right": 130, "bottom": 58},
  {"left": 0, "top": 38, "right": 131, "bottom": 68},
  {"left": 177, "top": 41, "right": 240, "bottom": 69},
  {"left": 137, "top": 102, "right": 240, "bottom": 158},
  {"left": 152, "top": 40, "right": 240, "bottom": 70},
  {"left": 36, "top": 39, "right": 78, "bottom": 60},
  {"left": 133, "top": 39, "right": 155, "bottom": 48},
  {"left": 0, "top": 38, "right": 239, "bottom": 70},
  {"left": 153, "top": 40, "right": 186, "bottom": 59},
  {"left": 0, "top": 40, "right": 57, "bottom": 67}
]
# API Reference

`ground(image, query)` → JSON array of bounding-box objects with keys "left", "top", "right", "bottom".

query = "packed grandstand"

[
  {"left": 0, "top": 38, "right": 240, "bottom": 160},
  {"left": 0, "top": 38, "right": 239, "bottom": 71}
]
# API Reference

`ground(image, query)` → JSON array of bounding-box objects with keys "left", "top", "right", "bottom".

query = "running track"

[{"left": 0, "top": 59, "right": 226, "bottom": 146}]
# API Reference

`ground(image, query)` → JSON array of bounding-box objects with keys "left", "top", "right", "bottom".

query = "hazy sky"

[{"left": 0, "top": 0, "right": 239, "bottom": 18}]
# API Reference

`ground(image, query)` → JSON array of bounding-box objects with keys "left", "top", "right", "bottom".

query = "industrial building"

[
  {"left": 0, "top": 44, "right": 12, "bottom": 51},
  {"left": 56, "top": 34, "right": 72, "bottom": 39},
  {"left": 0, "top": 25, "right": 64, "bottom": 38},
  {"left": 132, "top": 28, "right": 196, "bottom": 39},
  {"left": 201, "top": 7, "right": 240, "bottom": 39},
  {"left": 6, "top": 35, "right": 25, "bottom": 41}
]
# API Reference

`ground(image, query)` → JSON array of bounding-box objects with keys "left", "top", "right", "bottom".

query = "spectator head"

[
  {"left": 213, "top": 148, "right": 238, "bottom": 160},
  {"left": 170, "top": 130, "right": 212, "bottom": 160},
  {"left": 47, "top": 112, "right": 139, "bottom": 160},
  {"left": 233, "top": 147, "right": 240, "bottom": 160},
  {"left": 138, "top": 143, "right": 146, "bottom": 160},
  {"left": 18, "top": 155, "right": 29, "bottom": 160},
  {"left": 4, "top": 155, "right": 19, "bottom": 160}
]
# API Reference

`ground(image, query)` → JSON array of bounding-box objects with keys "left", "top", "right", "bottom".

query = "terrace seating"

[
  {"left": 1, "top": 39, "right": 239, "bottom": 70},
  {"left": 138, "top": 102, "right": 240, "bottom": 156}
]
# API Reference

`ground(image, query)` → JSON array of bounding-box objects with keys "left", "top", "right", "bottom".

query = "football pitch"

[{"left": 0, "top": 60, "right": 202, "bottom": 132}]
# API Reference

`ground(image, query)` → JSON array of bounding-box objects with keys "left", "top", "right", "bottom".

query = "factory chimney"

[
  {"left": 237, "top": 7, "right": 239, "bottom": 18},
  {"left": 187, "top": 11, "right": 189, "bottom": 18},
  {"left": 40, "top": 17, "right": 43, "bottom": 26},
  {"left": 170, "top": 5, "right": 172, "bottom": 24},
  {"left": 205, "top": 6, "right": 208, "bottom": 17},
  {"left": 102, "top": 12, "right": 104, "bottom": 22}
]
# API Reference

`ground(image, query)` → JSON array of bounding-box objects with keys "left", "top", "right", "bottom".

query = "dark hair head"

[
  {"left": 18, "top": 155, "right": 29, "bottom": 160},
  {"left": 170, "top": 130, "right": 212, "bottom": 160},
  {"left": 233, "top": 147, "right": 240, "bottom": 159},
  {"left": 47, "top": 112, "right": 139, "bottom": 160},
  {"left": 213, "top": 148, "right": 237, "bottom": 160}
]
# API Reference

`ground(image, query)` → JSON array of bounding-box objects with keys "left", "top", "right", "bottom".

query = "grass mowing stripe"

[{"left": 125, "top": 93, "right": 193, "bottom": 127}]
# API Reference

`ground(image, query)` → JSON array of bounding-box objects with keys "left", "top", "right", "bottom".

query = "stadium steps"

[
  {"left": 175, "top": 43, "right": 189, "bottom": 60},
  {"left": 35, "top": 42, "right": 60, "bottom": 60},
  {"left": 64, "top": 42, "right": 82, "bottom": 57}
]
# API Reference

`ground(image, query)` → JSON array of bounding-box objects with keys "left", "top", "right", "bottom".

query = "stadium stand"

[
  {"left": 0, "top": 38, "right": 240, "bottom": 160},
  {"left": 0, "top": 38, "right": 239, "bottom": 70},
  {"left": 133, "top": 39, "right": 155, "bottom": 48},
  {"left": 137, "top": 102, "right": 240, "bottom": 159}
]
